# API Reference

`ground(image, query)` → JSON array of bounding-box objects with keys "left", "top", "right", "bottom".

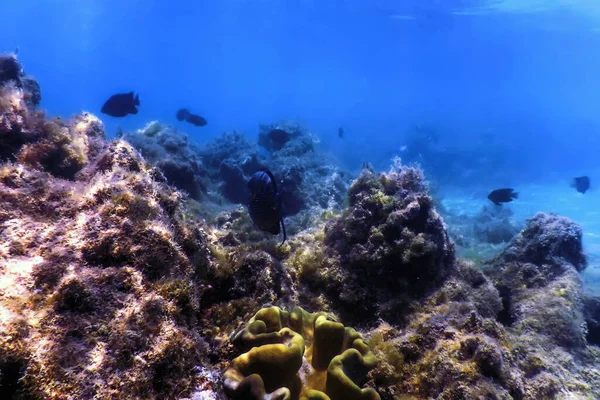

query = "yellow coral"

[{"left": 224, "top": 306, "right": 380, "bottom": 400}]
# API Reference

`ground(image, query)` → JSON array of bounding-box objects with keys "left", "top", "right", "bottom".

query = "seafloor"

[{"left": 2, "top": 54, "right": 600, "bottom": 400}]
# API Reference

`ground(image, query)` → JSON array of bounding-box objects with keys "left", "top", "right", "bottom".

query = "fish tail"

[
  {"left": 134, "top": 93, "right": 140, "bottom": 105},
  {"left": 511, "top": 192, "right": 518, "bottom": 199}
]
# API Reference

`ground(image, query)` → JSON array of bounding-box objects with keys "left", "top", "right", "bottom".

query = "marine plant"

[{"left": 223, "top": 306, "right": 380, "bottom": 400}]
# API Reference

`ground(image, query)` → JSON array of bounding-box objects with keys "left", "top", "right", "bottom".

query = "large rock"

[
  {"left": 0, "top": 57, "right": 213, "bottom": 398},
  {"left": 122, "top": 121, "right": 207, "bottom": 200},
  {"left": 484, "top": 213, "right": 587, "bottom": 347},
  {"left": 296, "top": 165, "right": 455, "bottom": 326}
]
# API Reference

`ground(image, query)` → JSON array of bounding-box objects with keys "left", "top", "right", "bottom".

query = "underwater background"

[
  {"left": 6, "top": 0, "right": 600, "bottom": 287},
  {"left": 2, "top": 0, "right": 600, "bottom": 399}
]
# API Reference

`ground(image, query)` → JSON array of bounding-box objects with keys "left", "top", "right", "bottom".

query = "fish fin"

[
  {"left": 494, "top": 202, "right": 501, "bottom": 206},
  {"left": 261, "top": 168, "right": 279, "bottom": 192},
  {"left": 278, "top": 217, "right": 287, "bottom": 246},
  {"left": 511, "top": 192, "right": 518, "bottom": 199}
]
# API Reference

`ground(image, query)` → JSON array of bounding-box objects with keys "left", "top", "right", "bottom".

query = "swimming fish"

[
  {"left": 186, "top": 113, "right": 207, "bottom": 127},
  {"left": 248, "top": 168, "right": 286, "bottom": 245},
  {"left": 101, "top": 92, "right": 139, "bottom": 117},
  {"left": 488, "top": 188, "right": 518, "bottom": 205},
  {"left": 572, "top": 176, "right": 590, "bottom": 194},
  {"left": 176, "top": 108, "right": 207, "bottom": 127},
  {"left": 338, "top": 127, "right": 344, "bottom": 138}
]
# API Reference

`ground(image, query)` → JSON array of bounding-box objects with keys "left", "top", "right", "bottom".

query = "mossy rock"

[{"left": 224, "top": 306, "right": 381, "bottom": 400}]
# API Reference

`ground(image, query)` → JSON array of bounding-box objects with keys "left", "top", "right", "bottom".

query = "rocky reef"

[
  {"left": 2, "top": 54, "right": 600, "bottom": 400},
  {"left": 122, "top": 120, "right": 352, "bottom": 237},
  {"left": 444, "top": 204, "right": 522, "bottom": 263},
  {"left": 361, "top": 213, "right": 600, "bottom": 399},
  {"left": 0, "top": 57, "right": 214, "bottom": 398},
  {"left": 292, "top": 164, "right": 455, "bottom": 326},
  {"left": 122, "top": 121, "right": 208, "bottom": 200}
]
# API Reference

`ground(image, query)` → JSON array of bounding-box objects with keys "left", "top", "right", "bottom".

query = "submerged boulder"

[
  {"left": 294, "top": 164, "right": 455, "bottom": 326},
  {"left": 122, "top": 121, "right": 208, "bottom": 200}
]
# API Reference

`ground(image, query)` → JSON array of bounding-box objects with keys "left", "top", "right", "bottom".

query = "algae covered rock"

[
  {"left": 0, "top": 64, "right": 213, "bottom": 398},
  {"left": 312, "top": 165, "right": 454, "bottom": 325},
  {"left": 0, "top": 53, "right": 40, "bottom": 106},
  {"left": 200, "top": 123, "right": 351, "bottom": 233},
  {"left": 485, "top": 213, "right": 588, "bottom": 348},
  {"left": 497, "top": 212, "right": 587, "bottom": 272},
  {"left": 224, "top": 306, "right": 380, "bottom": 400},
  {"left": 122, "top": 121, "right": 208, "bottom": 200}
]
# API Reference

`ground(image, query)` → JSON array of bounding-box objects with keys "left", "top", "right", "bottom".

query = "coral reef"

[
  {"left": 3, "top": 54, "right": 600, "bottom": 400},
  {"left": 367, "top": 261, "right": 525, "bottom": 399},
  {"left": 122, "top": 121, "right": 350, "bottom": 239},
  {"left": 223, "top": 306, "right": 380, "bottom": 400},
  {"left": 295, "top": 165, "right": 455, "bottom": 325},
  {"left": 480, "top": 213, "right": 600, "bottom": 398},
  {"left": 0, "top": 57, "right": 101, "bottom": 179},
  {"left": 0, "top": 67, "right": 214, "bottom": 397},
  {"left": 0, "top": 53, "right": 40, "bottom": 107},
  {"left": 122, "top": 121, "right": 208, "bottom": 200},
  {"left": 484, "top": 213, "right": 588, "bottom": 347},
  {"left": 200, "top": 122, "right": 351, "bottom": 235}
]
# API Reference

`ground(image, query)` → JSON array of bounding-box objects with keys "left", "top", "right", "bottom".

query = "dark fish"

[
  {"left": 572, "top": 176, "right": 590, "bottom": 194},
  {"left": 248, "top": 168, "right": 286, "bottom": 245},
  {"left": 176, "top": 108, "right": 190, "bottom": 121},
  {"left": 488, "top": 188, "right": 518, "bottom": 205},
  {"left": 176, "top": 108, "right": 207, "bottom": 127},
  {"left": 338, "top": 127, "right": 344, "bottom": 138},
  {"left": 186, "top": 113, "right": 207, "bottom": 127},
  {"left": 101, "top": 92, "right": 139, "bottom": 117}
]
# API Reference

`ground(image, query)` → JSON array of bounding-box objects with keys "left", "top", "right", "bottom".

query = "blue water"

[{"left": 3, "top": 1, "right": 600, "bottom": 284}]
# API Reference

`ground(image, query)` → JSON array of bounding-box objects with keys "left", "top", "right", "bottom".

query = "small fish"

[
  {"left": 572, "top": 176, "right": 590, "bottom": 194},
  {"left": 488, "top": 188, "right": 518, "bottom": 205},
  {"left": 101, "top": 92, "right": 139, "bottom": 117},
  {"left": 248, "top": 168, "right": 286, "bottom": 245},
  {"left": 176, "top": 108, "right": 207, "bottom": 127},
  {"left": 338, "top": 127, "right": 344, "bottom": 138}
]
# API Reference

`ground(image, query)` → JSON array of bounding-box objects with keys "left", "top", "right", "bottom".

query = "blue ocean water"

[{"left": 3, "top": 1, "right": 600, "bottom": 286}]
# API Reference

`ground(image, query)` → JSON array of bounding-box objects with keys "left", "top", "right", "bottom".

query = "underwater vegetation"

[
  {"left": 223, "top": 306, "right": 379, "bottom": 400},
  {"left": 306, "top": 165, "right": 455, "bottom": 326},
  {"left": 2, "top": 54, "right": 600, "bottom": 400}
]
